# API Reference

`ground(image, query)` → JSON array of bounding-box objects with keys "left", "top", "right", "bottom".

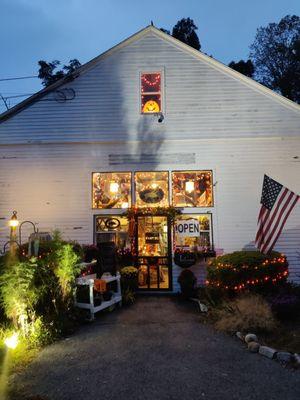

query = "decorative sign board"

[
  {"left": 175, "top": 219, "right": 200, "bottom": 237},
  {"left": 145, "top": 232, "right": 160, "bottom": 244}
]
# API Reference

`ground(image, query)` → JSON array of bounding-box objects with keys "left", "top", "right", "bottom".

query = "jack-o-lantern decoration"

[{"left": 143, "top": 100, "right": 160, "bottom": 113}]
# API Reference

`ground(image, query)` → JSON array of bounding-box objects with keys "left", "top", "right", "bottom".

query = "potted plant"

[
  {"left": 178, "top": 269, "right": 197, "bottom": 299},
  {"left": 116, "top": 248, "right": 133, "bottom": 267}
]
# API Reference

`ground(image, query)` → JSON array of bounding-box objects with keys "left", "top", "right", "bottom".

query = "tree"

[
  {"left": 228, "top": 59, "right": 255, "bottom": 77},
  {"left": 38, "top": 59, "right": 81, "bottom": 87},
  {"left": 172, "top": 18, "right": 201, "bottom": 50},
  {"left": 249, "top": 15, "right": 300, "bottom": 103}
]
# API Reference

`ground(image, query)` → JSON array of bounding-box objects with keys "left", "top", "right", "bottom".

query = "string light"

[
  {"left": 206, "top": 256, "right": 288, "bottom": 291},
  {"left": 142, "top": 73, "right": 160, "bottom": 87}
]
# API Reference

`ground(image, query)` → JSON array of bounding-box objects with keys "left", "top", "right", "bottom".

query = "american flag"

[{"left": 255, "top": 175, "right": 299, "bottom": 254}]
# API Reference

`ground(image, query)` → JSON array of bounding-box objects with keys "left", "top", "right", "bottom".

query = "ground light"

[
  {"left": 0, "top": 333, "right": 19, "bottom": 400},
  {"left": 4, "top": 333, "right": 19, "bottom": 350}
]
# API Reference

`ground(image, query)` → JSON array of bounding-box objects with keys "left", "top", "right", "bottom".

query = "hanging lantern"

[
  {"left": 8, "top": 211, "right": 19, "bottom": 227},
  {"left": 185, "top": 181, "right": 194, "bottom": 193},
  {"left": 109, "top": 182, "right": 119, "bottom": 194}
]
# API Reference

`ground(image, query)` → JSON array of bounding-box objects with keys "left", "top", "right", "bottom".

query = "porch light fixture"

[
  {"left": 109, "top": 182, "right": 119, "bottom": 194},
  {"left": 185, "top": 181, "right": 194, "bottom": 193},
  {"left": 8, "top": 211, "right": 19, "bottom": 228}
]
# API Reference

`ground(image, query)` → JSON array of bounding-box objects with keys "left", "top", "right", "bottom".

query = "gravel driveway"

[{"left": 9, "top": 296, "right": 300, "bottom": 400}]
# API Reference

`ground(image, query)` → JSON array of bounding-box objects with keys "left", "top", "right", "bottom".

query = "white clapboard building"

[{"left": 0, "top": 26, "right": 299, "bottom": 291}]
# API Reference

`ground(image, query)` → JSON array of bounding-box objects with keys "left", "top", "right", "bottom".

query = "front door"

[{"left": 136, "top": 215, "right": 172, "bottom": 291}]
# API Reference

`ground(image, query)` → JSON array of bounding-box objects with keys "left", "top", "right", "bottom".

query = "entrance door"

[{"left": 136, "top": 215, "right": 171, "bottom": 291}]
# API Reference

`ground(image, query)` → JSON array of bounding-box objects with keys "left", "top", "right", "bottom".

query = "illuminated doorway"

[{"left": 136, "top": 215, "right": 172, "bottom": 291}]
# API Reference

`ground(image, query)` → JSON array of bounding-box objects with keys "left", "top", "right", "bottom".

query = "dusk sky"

[{"left": 0, "top": 0, "right": 299, "bottom": 113}]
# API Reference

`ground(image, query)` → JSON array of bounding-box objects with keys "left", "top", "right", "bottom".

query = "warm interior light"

[
  {"left": 8, "top": 211, "right": 19, "bottom": 227},
  {"left": 142, "top": 100, "right": 160, "bottom": 113},
  {"left": 163, "top": 225, "right": 168, "bottom": 233},
  {"left": 110, "top": 182, "right": 119, "bottom": 194},
  {"left": 151, "top": 183, "right": 158, "bottom": 189},
  {"left": 4, "top": 332, "right": 19, "bottom": 350},
  {"left": 185, "top": 181, "right": 195, "bottom": 193},
  {"left": 121, "top": 202, "right": 129, "bottom": 209}
]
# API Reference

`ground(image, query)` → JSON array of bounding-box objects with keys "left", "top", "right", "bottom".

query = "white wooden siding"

[
  {"left": 0, "top": 28, "right": 299, "bottom": 291},
  {"left": 0, "top": 138, "right": 299, "bottom": 291},
  {"left": 0, "top": 32, "right": 300, "bottom": 144}
]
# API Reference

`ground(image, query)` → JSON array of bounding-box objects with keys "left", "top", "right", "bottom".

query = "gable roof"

[{"left": 1, "top": 25, "right": 300, "bottom": 122}]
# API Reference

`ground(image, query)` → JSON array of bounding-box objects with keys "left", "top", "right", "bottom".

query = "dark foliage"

[
  {"left": 207, "top": 251, "right": 288, "bottom": 294},
  {"left": 172, "top": 18, "right": 201, "bottom": 50},
  {"left": 178, "top": 269, "right": 197, "bottom": 299},
  {"left": 160, "top": 28, "right": 170, "bottom": 35},
  {"left": 38, "top": 59, "right": 81, "bottom": 87},
  {"left": 268, "top": 283, "right": 300, "bottom": 320},
  {"left": 250, "top": 15, "right": 300, "bottom": 103},
  {"left": 228, "top": 59, "right": 255, "bottom": 77}
]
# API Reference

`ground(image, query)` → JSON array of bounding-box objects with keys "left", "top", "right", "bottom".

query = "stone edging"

[{"left": 235, "top": 331, "right": 300, "bottom": 369}]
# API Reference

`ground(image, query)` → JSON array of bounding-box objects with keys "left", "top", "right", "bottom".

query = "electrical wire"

[{"left": 0, "top": 75, "right": 38, "bottom": 82}]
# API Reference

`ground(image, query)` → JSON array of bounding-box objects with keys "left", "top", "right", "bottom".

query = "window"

[
  {"left": 95, "top": 215, "right": 130, "bottom": 250},
  {"left": 92, "top": 172, "right": 131, "bottom": 209},
  {"left": 172, "top": 171, "right": 213, "bottom": 207},
  {"left": 141, "top": 72, "right": 161, "bottom": 113},
  {"left": 135, "top": 171, "right": 169, "bottom": 207},
  {"left": 174, "top": 214, "right": 212, "bottom": 252}
]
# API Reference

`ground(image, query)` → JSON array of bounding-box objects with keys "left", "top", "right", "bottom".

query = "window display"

[
  {"left": 141, "top": 72, "right": 161, "bottom": 113},
  {"left": 95, "top": 216, "right": 130, "bottom": 246},
  {"left": 92, "top": 172, "right": 131, "bottom": 209},
  {"left": 174, "top": 214, "right": 212, "bottom": 253},
  {"left": 172, "top": 171, "right": 213, "bottom": 207},
  {"left": 135, "top": 171, "right": 169, "bottom": 207}
]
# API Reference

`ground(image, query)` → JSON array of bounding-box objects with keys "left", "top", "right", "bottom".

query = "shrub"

[
  {"left": 0, "top": 258, "right": 39, "bottom": 329},
  {"left": 82, "top": 244, "right": 99, "bottom": 263},
  {"left": 54, "top": 244, "right": 80, "bottom": 301},
  {"left": 213, "top": 293, "right": 277, "bottom": 333},
  {"left": 0, "top": 231, "right": 84, "bottom": 346},
  {"left": 206, "top": 251, "right": 288, "bottom": 293},
  {"left": 270, "top": 293, "right": 300, "bottom": 320},
  {"left": 178, "top": 269, "right": 197, "bottom": 299}
]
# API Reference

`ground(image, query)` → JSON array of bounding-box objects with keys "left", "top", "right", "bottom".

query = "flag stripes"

[{"left": 255, "top": 175, "right": 299, "bottom": 254}]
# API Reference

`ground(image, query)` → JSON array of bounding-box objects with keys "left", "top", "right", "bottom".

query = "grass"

[
  {"left": 259, "top": 317, "right": 300, "bottom": 353},
  {"left": 198, "top": 291, "right": 300, "bottom": 354}
]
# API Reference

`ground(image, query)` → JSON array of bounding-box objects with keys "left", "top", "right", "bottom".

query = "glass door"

[{"left": 136, "top": 215, "right": 171, "bottom": 291}]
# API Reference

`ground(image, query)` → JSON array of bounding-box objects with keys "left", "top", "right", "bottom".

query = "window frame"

[
  {"left": 171, "top": 169, "right": 214, "bottom": 208},
  {"left": 140, "top": 70, "right": 164, "bottom": 115},
  {"left": 91, "top": 171, "right": 132, "bottom": 210},
  {"left": 134, "top": 170, "right": 170, "bottom": 208},
  {"left": 173, "top": 212, "right": 214, "bottom": 252}
]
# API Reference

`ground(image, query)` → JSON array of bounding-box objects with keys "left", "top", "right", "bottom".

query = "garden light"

[
  {"left": 8, "top": 211, "right": 19, "bottom": 228},
  {"left": 4, "top": 333, "right": 19, "bottom": 350}
]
